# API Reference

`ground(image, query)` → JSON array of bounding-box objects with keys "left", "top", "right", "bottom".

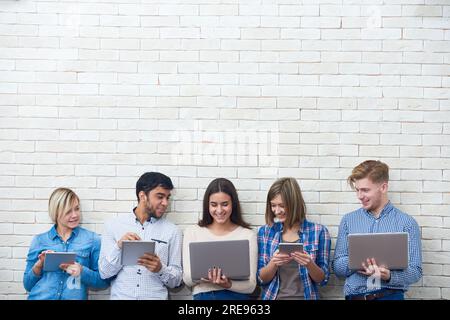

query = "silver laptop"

[
  {"left": 189, "top": 240, "right": 250, "bottom": 281},
  {"left": 348, "top": 232, "right": 408, "bottom": 270}
]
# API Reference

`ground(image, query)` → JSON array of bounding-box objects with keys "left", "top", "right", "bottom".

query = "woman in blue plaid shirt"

[{"left": 257, "top": 178, "right": 331, "bottom": 300}]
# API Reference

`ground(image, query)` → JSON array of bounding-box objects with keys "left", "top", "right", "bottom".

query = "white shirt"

[{"left": 99, "top": 210, "right": 183, "bottom": 300}]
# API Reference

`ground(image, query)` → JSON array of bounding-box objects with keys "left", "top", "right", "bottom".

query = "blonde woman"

[
  {"left": 257, "top": 178, "right": 331, "bottom": 300},
  {"left": 23, "top": 188, "right": 109, "bottom": 299}
]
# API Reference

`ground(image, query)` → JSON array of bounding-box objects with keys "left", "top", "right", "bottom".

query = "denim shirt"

[{"left": 23, "top": 226, "right": 110, "bottom": 300}]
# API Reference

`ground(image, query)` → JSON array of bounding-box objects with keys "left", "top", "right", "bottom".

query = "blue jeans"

[
  {"left": 193, "top": 290, "right": 251, "bottom": 300},
  {"left": 377, "top": 290, "right": 404, "bottom": 300},
  {"left": 346, "top": 289, "right": 404, "bottom": 300}
]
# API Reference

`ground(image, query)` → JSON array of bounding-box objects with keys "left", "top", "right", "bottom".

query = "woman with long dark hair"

[{"left": 182, "top": 178, "right": 257, "bottom": 300}]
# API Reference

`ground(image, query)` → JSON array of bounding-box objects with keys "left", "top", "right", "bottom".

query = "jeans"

[
  {"left": 193, "top": 290, "right": 251, "bottom": 300},
  {"left": 346, "top": 289, "right": 405, "bottom": 300},
  {"left": 377, "top": 290, "right": 404, "bottom": 300}
]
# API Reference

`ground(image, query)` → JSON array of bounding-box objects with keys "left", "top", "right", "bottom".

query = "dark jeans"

[
  {"left": 377, "top": 290, "right": 404, "bottom": 300},
  {"left": 193, "top": 290, "right": 251, "bottom": 300},
  {"left": 346, "top": 289, "right": 405, "bottom": 300}
]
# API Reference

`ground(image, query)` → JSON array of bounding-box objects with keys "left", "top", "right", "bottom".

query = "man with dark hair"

[
  {"left": 333, "top": 160, "right": 422, "bottom": 300},
  {"left": 99, "top": 172, "right": 182, "bottom": 299}
]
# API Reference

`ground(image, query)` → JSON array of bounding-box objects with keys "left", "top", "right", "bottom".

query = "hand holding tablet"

[
  {"left": 43, "top": 252, "right": 77, "bottom": 272},
  {"left": 121, "top": 240, "right": 156, "bottom": 266},
  {"left": 278, "top": 243, "right": 304, "bottom": 255}
]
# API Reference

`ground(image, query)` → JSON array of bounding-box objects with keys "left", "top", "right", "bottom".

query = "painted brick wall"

[{"left": 0, "top": 0, "right": 449, "bottom": 300}]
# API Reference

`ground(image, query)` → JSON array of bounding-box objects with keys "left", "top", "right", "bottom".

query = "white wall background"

[{"left": 0, "top": 0, "right": 449, "bottom": 300}]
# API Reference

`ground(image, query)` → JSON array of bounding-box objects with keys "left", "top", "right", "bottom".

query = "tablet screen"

[
  {"left": 279, "top": 243, "right": 304, "bottom": 255},
  {"left": 43, "top": 252, "right": 77, "bottom": 272},
  {"left": 121, "top": 241, "right": 155, "bottom": 266}
]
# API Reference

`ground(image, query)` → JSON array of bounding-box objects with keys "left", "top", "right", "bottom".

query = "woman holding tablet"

[
  {"left": 23, "top": 188, "right": 109, "bottom": 299},
  {"left": 257, "top": 178, "right": 331, "bottom": 300},
  {"left": 182, "top": 178, "right": 257, "bottom": 300}
]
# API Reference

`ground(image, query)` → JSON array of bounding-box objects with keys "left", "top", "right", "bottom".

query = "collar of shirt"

[
  {"left": 362, "top": 200, "right": 394, "bottom": 220},
  {"left": 132, "top": 206, "right": 158, "bottom": 225},
  {"left": 48, "top": 225, "right": 80, "bottom": 242},
  {"left": 272, "top": 219, "right": 308, "bottom": 238}
]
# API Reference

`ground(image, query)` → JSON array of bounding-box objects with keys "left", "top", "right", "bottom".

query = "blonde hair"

[
  {"left": 48, "top": 188, "right": 80, "bottom": 224},
  {"left": 347, "top": 160, "right": 389, "bottom": 189},
  {"left": 265, "top": 177, "right": 306, "bottom": 228}
]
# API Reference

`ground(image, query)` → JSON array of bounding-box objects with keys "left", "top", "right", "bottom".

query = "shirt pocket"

[
  {"left": 75, "top": 249, "right": 91, "bottom": 267},
  {"left": 303, "top": 243, "right": 319, "bottom": 262},
  {"left": 154, "top": 241, "right": 169, "bottom": 265}
]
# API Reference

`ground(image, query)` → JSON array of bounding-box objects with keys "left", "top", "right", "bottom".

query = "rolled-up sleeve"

[
  {"left": 256, "top": 226, "right": 271, "bottom": 286},
  {"left": 387, "top": 219, "right": 422, "bottom": 287},
  {"left": 229, "top": 230, "right": 257, "bottom": 294},
  {"left": 80, "top": 234, "right": 111, "bottom": 289},
  {"left": 316, "top": 226, "right": 331, "bottom": 286},
  {"left": 182, "top": 227, "right": 195, "bottom": 288},
  {"left": 332, "top": 218, "right": 352, "bottom": 278},
  {"left": 23, "top": 236, "right": 42, "bottom": 292},
  {"left": 157, "top": 227, "right": 183, "bottom": 288},
  {"left": 99, "top": 221, "right": 123, "bottom": 279}
]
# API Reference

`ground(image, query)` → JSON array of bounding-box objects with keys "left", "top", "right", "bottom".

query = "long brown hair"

[
  {"left": 198, "top": 178, "right": 250, "bottom": 229},
  {"left": 265, "top": 177, "right": 306, "bottom": 229}
]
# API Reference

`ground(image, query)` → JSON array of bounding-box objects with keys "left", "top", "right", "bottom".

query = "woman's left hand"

[
  {"left": 200, "top": 267, "right": 232, "bottom": 289},
  {"left": 60, "top": 262, "right": 82, "bottom": 277},
  {"left": 290, "top": 251, "right": 313, "bottom": 267}
]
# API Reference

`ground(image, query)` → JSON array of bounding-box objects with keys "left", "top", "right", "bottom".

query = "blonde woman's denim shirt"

[{"left": 23, "top": 226, "right": 110, "bottom": 300}]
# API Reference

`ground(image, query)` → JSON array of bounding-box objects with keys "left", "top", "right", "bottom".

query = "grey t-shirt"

[{"left": 276, "top": 239, "right": 305, "bottom": 300}]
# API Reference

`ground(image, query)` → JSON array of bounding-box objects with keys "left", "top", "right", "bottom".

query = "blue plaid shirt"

[
  {"left": 332, "top": 201, "right": 422, "bottom": 297},
  {"left": 257, "top": 219, "right": 331, "bottom": 300}
]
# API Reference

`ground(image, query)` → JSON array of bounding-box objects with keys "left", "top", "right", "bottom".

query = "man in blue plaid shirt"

[{"left": 333, "top": 160, "right": 422, "bottom": 300}]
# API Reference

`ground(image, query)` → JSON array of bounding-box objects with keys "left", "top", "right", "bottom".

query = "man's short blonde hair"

[
  {"left": 347, "top": 160, "right": 389, "bottom": 189},
  {"left": 48, "top": 188, "right": 79, "bottom": 224}
]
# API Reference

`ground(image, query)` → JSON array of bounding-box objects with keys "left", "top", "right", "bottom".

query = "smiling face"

[
  {"left": 209, "top": 192, "right": 233, "bottom": 225},
  {"left": 354, "top": 177, "right": 388, "bottom": 215},
  {"left": 56, "top": 198, "right": 81, "bottom": 230},
  {"left": 270, "top": 194, "right": 286, "bottom": 223},
  {"left": 140, "top": 186, "right": 171, "bottom": 219}
]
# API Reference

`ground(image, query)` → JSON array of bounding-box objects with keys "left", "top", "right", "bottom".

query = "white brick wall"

[{"left": 0, "top": 0, "right": 449, "bottom": 300}]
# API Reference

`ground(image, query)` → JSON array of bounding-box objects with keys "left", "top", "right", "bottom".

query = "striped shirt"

[
  {"left": 332, "top": 201, "right": 422, "bottom": 297},
  {"left": 257, "top": 219, "right": 331, "bottom": 300},
  {"left": 98, "top": 209, "right": 183, "bottom": 300}
]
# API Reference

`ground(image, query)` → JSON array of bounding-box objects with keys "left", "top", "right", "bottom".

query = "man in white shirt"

[{"left": 99, "top": 172, "right": 182, "bottom": 299}]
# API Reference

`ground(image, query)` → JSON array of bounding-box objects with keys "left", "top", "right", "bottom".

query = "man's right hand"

[{"left": 117, "top": 232, "right": 141, "bottom": 249}]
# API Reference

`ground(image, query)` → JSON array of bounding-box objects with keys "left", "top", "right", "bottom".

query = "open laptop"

[
  {"left": 189, "top": 240, "right": 250, "bottom": 281},
  {"left": 348, "top": 232, "right": 409, "bottom": 270}
]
